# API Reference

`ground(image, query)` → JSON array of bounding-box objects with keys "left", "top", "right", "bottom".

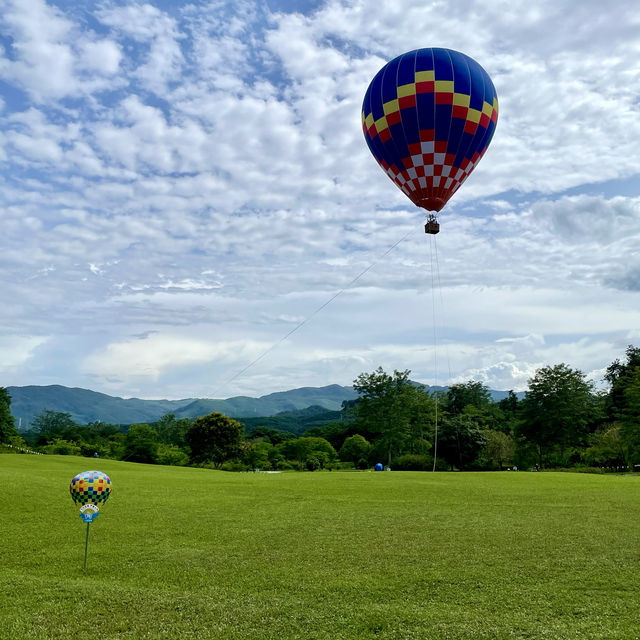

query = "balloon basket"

[{"left": 424, "top": 215, "right": 440, "bottom": 235}]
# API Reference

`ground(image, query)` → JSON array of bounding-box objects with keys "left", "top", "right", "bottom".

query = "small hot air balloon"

[
  {"left": 70, "top": 470, "right": 111, "bottom": 508},
  {"left": 362, "top": 48, "right": 498, "bottom": 233},
  {"left": 70, "top": 470, "right": 111, "bottom": 568}
]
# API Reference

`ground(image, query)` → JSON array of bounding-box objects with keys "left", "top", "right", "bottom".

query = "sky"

[{"left": 1, "top": 0, "right": 639, "bottom": 400}]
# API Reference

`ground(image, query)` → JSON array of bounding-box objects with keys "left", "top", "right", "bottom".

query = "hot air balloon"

[
  {"left": 70, "top": 470, "right": 111, "bottom": 569},
  {"left": 70, "top": 470, "right": 111, "bottom": 508},
  {"left": 362, "top": 48, "right": 498, "bottom": 233}
]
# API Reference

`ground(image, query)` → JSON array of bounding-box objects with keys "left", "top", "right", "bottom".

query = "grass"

[{"left": 1, "top": 454, "right": 639, "bottom": 640}]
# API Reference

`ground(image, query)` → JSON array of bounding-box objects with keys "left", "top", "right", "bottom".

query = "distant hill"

[
  {"left": 172, "top": 384, "right": 358, "bottom": 420},
  {"left": 7, "top": 384, "right": 359, "bottom": 429},
  {"left": 7, "top": 383, "right": 522, "bottom": 430},
  {"left": 239, "top": 405, "right": 345, "bottom": 436},
  {"left": 7, "top": 385, "right": 195, "bottom": 429}
]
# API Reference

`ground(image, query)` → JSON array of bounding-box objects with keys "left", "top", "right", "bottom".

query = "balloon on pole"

[{"left": 70, "top": 470, "right": 111, "bottom": 568}]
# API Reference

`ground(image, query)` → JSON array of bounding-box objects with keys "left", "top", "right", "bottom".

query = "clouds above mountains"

[{"left": 0, "top": 0, "right": 639, "bottom": 399}]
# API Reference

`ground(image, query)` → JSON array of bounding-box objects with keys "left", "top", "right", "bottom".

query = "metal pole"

[{"left": 83, "top": 522, "right": 90, "bottom": 569}]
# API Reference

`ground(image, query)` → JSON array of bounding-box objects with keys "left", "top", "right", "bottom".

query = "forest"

[{"left": 2, "top": 346, "right": 639, "bottom": 473}]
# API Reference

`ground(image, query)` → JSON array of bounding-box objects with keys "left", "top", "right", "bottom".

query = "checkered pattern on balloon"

[
  {"left": 362, "top": 48, "right": 498, "bottom": 218},
  {"left": 69, "top": 470, "right": 112, "bottom": 522}
]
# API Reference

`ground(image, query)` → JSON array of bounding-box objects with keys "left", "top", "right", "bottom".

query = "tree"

[
  {"left": 585, "top": 424, "right": 631, "bottom": 470},
  {"left": 244, "top": 441, "right": 274, "bottom": 470},
  {"left": 495, "top": 390, "right": 520, "bottom": 435},
  {"left": 437, "top": 414, "right": 487, "bottom": 470},
  {"left": 518, "top": 364, "right": 596, "bottom": 467},
  {"left": 338, "top": 434, "right": 372, "bottom": 465},
  {"left": 278, "top": 436, "right": 337, "bottom": 469},
  {"left": 156, "top": 444, "right": 189, "bottom": 466},
  {"left": 153, "top": 413, "right": 192, "bottom": 448},
  {"left": 45, "top": 438, "right": 81, "bottom": 456},
  {"left": 605, "top": 345, "right": 640, "bottom": 419},
  {"left": 620, "top": 367, "right": 640, "bottom": 467},
  {"left": 123, "top": 423, "right": 158, "bottom": 463},
  {"left": 186, "top": 412, "right": 244, "bottom": 467},
  {"left": 32, "top": 410, "right": 77, "bottom": 442},
  {"left": 446, "top": 381, "right": 492, "bottom": 415},
  {"left": 484, "top": 429, "right": 515, "bottom": 470},
  {"left": 0, "top": 388, "right": 19, "bottom": 444},
  {"left": 353, "top": 367, "right": 416, "bottom": 465}
]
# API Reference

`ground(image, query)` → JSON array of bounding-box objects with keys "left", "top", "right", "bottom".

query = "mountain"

[
  {"left": 172, "top": 384, "right": 358, "bottom": 420},
  {"left": 239, "top": 405, "right": 345, "bottom": 436},
  {"left": 7, "top": 383, "right": 359, "bottom": 429},
  {"left": 7, "top": 385, "right": 195, "bottom": 428},
  {"left": 7, "top": 383, "right": 521, "bottom": 430}
]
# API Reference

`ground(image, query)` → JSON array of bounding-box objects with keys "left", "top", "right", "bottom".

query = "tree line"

[{"left": 2, "top": 346, "right": 639, "bottom": 472}]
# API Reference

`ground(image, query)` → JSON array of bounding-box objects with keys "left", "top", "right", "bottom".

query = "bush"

[
  {"left": 391, "top": 454, "right": 433, "bottom": 471},
  {"left": 328, "top": 461, "right": 355, "bottom": 471},
  {"left": 552, "top": 466, "right": 608, "bottom": 474},
  {"left": 156, "top": 444, "right": 189, "bottom": 466},
  {"left": 220, "top": 459, "right": 251, "bottom": 472},
  {"left": 44, "top": 438, "right": 81, "bottom": 456}
]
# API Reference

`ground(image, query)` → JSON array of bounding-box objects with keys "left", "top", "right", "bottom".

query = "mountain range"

[{"left": 7, "top": 383, "right": 518, "bottom": 429}]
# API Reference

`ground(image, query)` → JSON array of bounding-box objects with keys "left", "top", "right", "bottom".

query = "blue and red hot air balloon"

[{"left": 362, "top": 48, "right": 498, "bottom": 233}]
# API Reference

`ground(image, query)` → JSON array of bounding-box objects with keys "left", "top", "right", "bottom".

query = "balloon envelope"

[
  {"left": 70, "top": 470, "right": 111, "bottom": 506},
  {"left": 362, "top": 48, "right": 498, "bottom": 212}
]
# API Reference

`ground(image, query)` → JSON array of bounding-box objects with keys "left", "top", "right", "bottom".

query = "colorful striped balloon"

[
  {"left": 69, "top": 470, "right": 111, "bottom": 506},
  {"left": 362, "top": 48, "right": 498, "bottom": 213}
]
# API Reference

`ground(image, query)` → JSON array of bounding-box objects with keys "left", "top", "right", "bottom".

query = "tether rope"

[
  {"left": 211, "top": 225, "right": 417, "bottom": 399},
  {"left": 429, "top": 232, "right": 439, "bottom": 471}
]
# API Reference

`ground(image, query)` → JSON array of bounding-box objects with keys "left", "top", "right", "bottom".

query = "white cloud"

[
  {"left": 0, "top": 0, "right": 638, "bottom": 398},
  {"left": 0, "top": 0, "right": 124, "bottom": 100},
  {"left": 81, "top": 333, "right": 267, "bottom": 383},
  {"left": 0, "top": 335, "right": 48, "bottom": 372}
]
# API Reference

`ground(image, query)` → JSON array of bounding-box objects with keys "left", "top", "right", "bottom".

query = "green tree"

[
  {"left": 338, "top": 434, "right": 372, "bottom": 465},
  {"left": 620, "top": 367, "right": 640, "bottom": 467},
  {"left": 123, "top": 423, "right": 159, "bottom": 464},
  {"left": 45, "top": 438, "right": 82, "bottom": 456},
  {"left": 585, "top": 424, "right": 631, "bottom": 470},
  {"left": 518, "top": 364, "right": 596, "bottom": 467},
  {"left": 406, "top": 385, "right": 436, "bottom": 453},
  {"left": 156, "top": 443, "right": 189, "bottom": 466},
  {"left": 484, "top": 429, "right": 515, "bottom": 470},
  {"left": 605, "top": 345, "right": 640, "bottom": 419},
  {"left": 353, "top": 367, "right": 415, "bottom": 465},
  {"left": 186, "top": 412, "right": 244, "bottom": 467},
  {"left": 32, "top": 410, "right": 77, "bottom": 442},
  {"left": 0, "top": 388, "right": 19, "bottom": 444},
  {"left": 153, "top": 413, "right": 192, "bottom": 448},
  {"left": 244, "top": 440, "right": 274, "bottom": 470},
  {"left": 446, "top": 381, "right": 492, "bottom": 415},
  {"left": 496, "top": 390, "right": 520, "bottom": 435},
  {"left": 437, "top": 414, "right": 487, "bottom": 470},
  {"left": 279, "top": 436, "right": 337, "bottom": 469}
]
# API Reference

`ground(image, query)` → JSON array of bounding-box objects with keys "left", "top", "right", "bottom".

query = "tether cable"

[
  {"left": 213, "top": 225, "right": 417, "bottom": 397},
  {"left": 429, "top": 232, "right": 439, "bottom": 471}
]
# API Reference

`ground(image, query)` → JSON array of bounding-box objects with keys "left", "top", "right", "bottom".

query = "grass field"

[{"left": 1, "top": 454, "right": 639, "bottom": 640}]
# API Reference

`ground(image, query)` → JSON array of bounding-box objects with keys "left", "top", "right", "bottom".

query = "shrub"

[
  {"left": 391, "top": 454, "right": 432, "bottom": 471},
  {"left": 44, "top": 438, "right": 81, "bottom": 456},
  {"left": 220, "top": 459, "right": 251, "bottom": 472},
  {"left": 156, "top": 444, "right": 189, "bottom": 466}
]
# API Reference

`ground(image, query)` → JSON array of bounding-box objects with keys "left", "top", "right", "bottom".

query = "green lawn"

[{"left": 1, "top": 454, "right": 639, "bottom": 640}]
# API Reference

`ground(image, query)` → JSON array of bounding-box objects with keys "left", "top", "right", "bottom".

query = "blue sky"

[{"left": 0, "top": 0, "right": 639, "bottom": 400}]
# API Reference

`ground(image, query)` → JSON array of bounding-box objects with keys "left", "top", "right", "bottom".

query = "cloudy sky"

[{"left": 1, "top": 0, "right": 639, "bottom": 400}]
